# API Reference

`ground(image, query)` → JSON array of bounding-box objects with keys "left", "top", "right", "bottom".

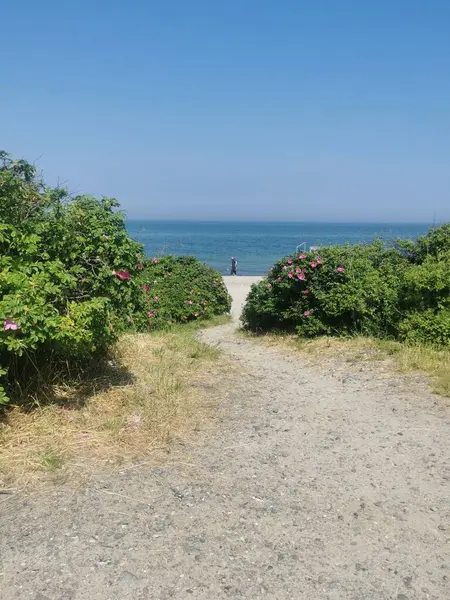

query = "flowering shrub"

[
  {"left": 242, "top": 242, "right": 405, "bottom": 338},
  {"left": 242, "top": 225, "right": 450, "bottom": 347},
  {"left": 136, "top": 256, "right": 231, "bottom": 328},
  {"left": 0, "top": 152, "right": 146, "bottom": 405},
  {"left": 0, "top": 152, "right": 231, "bottom": 405}
]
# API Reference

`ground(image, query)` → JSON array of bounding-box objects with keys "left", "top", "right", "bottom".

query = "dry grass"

[
  {"left": 244, "top": 331, "right": 450, "bottom": 397},
  {"left": 0, "top": 318, "right": 229, "bottom": 487}
]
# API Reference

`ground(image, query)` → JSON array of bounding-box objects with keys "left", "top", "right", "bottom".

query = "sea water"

[{"left": 126, "top": 220, "right": 432, "bottom": 276}]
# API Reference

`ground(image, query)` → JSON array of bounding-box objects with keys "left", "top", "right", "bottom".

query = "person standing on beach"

[{"left": 230, "top": 256, "right": 238, "bottom": 275}]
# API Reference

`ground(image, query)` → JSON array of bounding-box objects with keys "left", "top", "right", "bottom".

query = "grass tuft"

[{"left": 0, "top": 319, "right": 228, "bottom": 487}]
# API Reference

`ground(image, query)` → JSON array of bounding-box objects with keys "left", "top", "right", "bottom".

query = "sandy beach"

[{"left": 222, "top": 276, "right": 262, "bottom": 320}]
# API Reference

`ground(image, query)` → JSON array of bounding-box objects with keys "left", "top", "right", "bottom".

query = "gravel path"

[{"left": 1, "top": 277, "right": 449, "bottom": 600}]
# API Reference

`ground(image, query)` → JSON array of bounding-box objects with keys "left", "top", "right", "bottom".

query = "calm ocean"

[{"left": 126, "top": 221, "right": 432, "bottom": 276}]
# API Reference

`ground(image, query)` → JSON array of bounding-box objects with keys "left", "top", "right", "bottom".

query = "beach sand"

[{"left": 223, "top": 275, "right": 261, "bottom": 321}]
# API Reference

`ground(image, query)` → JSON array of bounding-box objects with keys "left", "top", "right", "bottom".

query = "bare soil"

[{"left": 1, "top": 277, "right": 449, "bottom": 600}]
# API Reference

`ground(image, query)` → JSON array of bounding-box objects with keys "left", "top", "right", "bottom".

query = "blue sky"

[{"left": 2, "top": 0, "right": 449, "bottom": 222}]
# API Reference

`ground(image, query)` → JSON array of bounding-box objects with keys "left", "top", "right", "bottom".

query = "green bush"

[
  {"left": 242, "top": 224, "right": 450, "bottom": 348},
  {"left": 397, "top": 248, "right": 450, "bottom": 346},
  {"left": 242, "top": 242, "right": 407, "bottom": 338},
  {"left": 0, "top": 151, "right": 231, "bottom": 406},
  {"left": 399, "top": 308, "right": 450, "bottom": 346},
  {"left": 136, "top": 255, "right": 231, "bottom": 327},
  {"left": 0, "top": 152, "right": 145, "bottom": 405},
  {"left": 397, "top": 223, "right": 450, "bottom": 262}
]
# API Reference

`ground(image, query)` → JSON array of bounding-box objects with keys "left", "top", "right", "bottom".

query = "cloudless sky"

[{"left": 2, "top": 0, "right": 449, "bottom": 221}]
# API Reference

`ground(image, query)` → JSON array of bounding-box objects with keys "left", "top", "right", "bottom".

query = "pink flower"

[
  {"left": 288, "top": 271, "right": 294, "bottom": 278},
  {"left": 137, "top": 263, "right": 143, "bottom": 270},
  {"left": 266, "top": 283, "right": 272, "bottom": 289},
  {"left": 4, "top": 318, "right": 20, "bottom": 331},
  {"left": 287, "top": 258, "right": 293, "bottom": 265},
  {"left": 282, "top": 266, "right": 287, "bottom": 271},
  {"left": 142, "top": 284, "right": 149, "bottom": 292},
  {"left": 337, "top": 266, "right": 345, "bottom": 273},
  {"left": 152, "top": 257, "right": 159, "bottom": 264},
  {"left": 115, "top": 270, "right": 131, "bottom": 280},
  {"left": 303, "top": 289, "right": 310, "bottom": 295},
  {"left": 147, "top": 312, "right": 155, "bottom": 318},
  {"left": 316, "top": 257, "right": 322, "bottom": 264},
  {"left": 277, "top": 277, "right": 282, "bottom": 281},
  {"left": 153, "top": 296, "right": 159, "bottom": 302},
  {"left": 303, "top": 310, "right": 311, "bottom": 316},
  {"left": 299, "top": 254, "right": 306, "bottom": 259},
  {"left": 298, "top": 273, "right": 305, "bottom": 280},
  {"left": 310, "top": 261, "right": 318, "bottom": 268}
]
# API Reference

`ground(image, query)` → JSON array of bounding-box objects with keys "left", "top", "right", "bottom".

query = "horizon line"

[{"left": 125, "top": 218, "right": 438, "bottom": 225}]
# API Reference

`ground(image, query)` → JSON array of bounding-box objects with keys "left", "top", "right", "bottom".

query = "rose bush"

[
  {"left": 242, "top": 224, "right": 450, "bottom": 347},
  {"left": 0, "top": 152, "right": 230, "bottom": 406},
  {"left": 136, "top": 255, "right": 231, "bottom": 328},
  {"left": 242, "top": 242, "right": 406, "bottom": 337},
  {"left": 0, "top": 152, "right": 147, "bottom": 405}
]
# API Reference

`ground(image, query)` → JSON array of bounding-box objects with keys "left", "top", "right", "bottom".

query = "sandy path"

[
  {"left": 1, "top": 279, "right": 449, "bottom": 600},
  {"left": 222, "top": 276, "right": 261, "bottom": 320}
]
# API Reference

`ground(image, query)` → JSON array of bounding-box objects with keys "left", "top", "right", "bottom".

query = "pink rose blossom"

[
  {"left": 142, "top": 284, "right": 149, "bottom": 292},
  {"left": 152, "top": 257, "right": 159, "bottom": 264},
  {"left": 303, "top": 310, "right": 311, "bottom": 316},
  {"left": 337, "top": 266, "right": 345, "bottom": 272},
  {"left": 277, "top": 277, "right": 282, "bottom": 281},
  {"left": 310, "top": 261, "right": 318, "bottom": 268},
  {"left": 299, "top": 254, "right": 306, "bottom": 259},
  {"left": 316, "top": 257, "right": 322, "bottom": 264},
  {"left": 298, "top": 273, "right": 306, "bottom": 280},
  {"left": 303, "top": 289, "right": 310, "bottom": 295},
  {"left": 114, "top": 270, "right": 131, "bottom": 280},
  {"left": 148, "top": 311, "right": 155, "bottom": 318},
  {"left": 4, "top": 318, "right": 20, "bottom": 331},
  {"left": 287, "top": 258, "right": 293, "bottom": 265},
  {"left": 288, "top": 271, "right": 294, "bottom": 278},
  {"left": 153, "top": 296, "right": 159, "bottom": 302},
  {"left": 137, "top": 264, "right": 143, "bottom": 270},
  {"left": 282, "top": 265, "right": 287, "bottom": 271}
]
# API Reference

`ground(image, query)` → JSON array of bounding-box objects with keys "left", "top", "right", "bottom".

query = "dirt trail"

[{"left": 1, "top": 277, "right": 449, "bottom": 600}]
